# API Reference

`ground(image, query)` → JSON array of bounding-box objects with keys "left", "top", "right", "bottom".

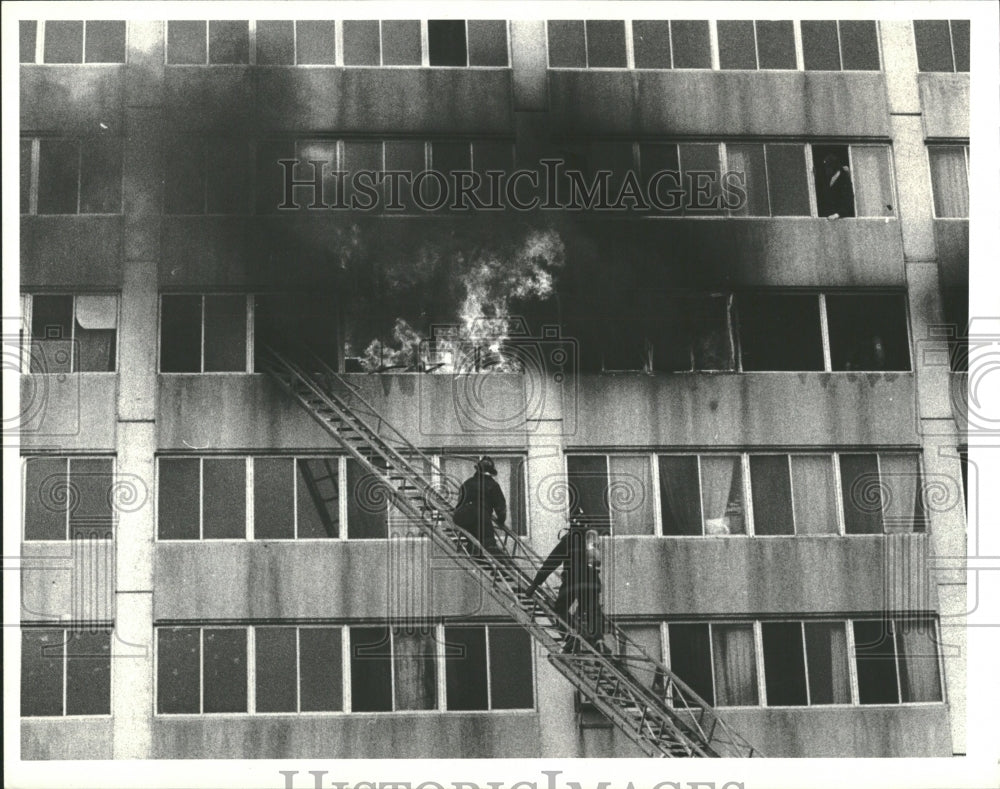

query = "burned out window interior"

[
  {"left": 736, "top": 294, "right": 824, "bottom": 371},
  {"left": 826, "top": 294, "right": 910, "bottom": 371},
  {"left": 428, "top": 20, "right": 467, "bottom": 66}
]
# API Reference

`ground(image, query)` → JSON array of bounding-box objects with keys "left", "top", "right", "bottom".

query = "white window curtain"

[
  {"left": 790, "top": 455, "right": 839, "bottom": 534},
  {"left": 804, "top": 622, "right": 851, "bottom": 704},
  {"left": 896, "top": 619, "right": 943, "bottom": 702},
  {"left": 700, "top": 456, "right": 744, "bottom": 534},
  {"left": 928, "top": 147, "right": 969, "bottom": 218},
  {"left": 879, "top": 454, "right": 924, "bottom": 533},
  {"left": 711, "top": 624, "right": 758, "bottom": 705},
  {"left": 392, "top": 628, "right": 437, "bottom": 710},
  {"left": 850, "top": 146, "right": 895, "bottom": 217},
  {"left": 725, "top": 143, "right": 770, "bottom": 216}
]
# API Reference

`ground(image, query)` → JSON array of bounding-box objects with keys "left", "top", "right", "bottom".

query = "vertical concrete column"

[
  {"left": 882, "top": 21, "right": 967, "bottom": 755},
  {"left": 111, "top": 21, "right": 165, "bottom": 759}
]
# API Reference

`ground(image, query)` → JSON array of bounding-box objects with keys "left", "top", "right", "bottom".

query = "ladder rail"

[{"left": 260, "top": 342, "right": 762, "bottom": 758}]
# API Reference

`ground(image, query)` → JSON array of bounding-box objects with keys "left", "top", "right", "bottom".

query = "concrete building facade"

[{"left": 18, "top": 16, "right": 969, "bottom": 759}]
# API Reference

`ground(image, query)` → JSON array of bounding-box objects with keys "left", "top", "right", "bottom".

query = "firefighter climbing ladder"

[{"left": 259, "top": 340, "right": 762, "bottom": 759}]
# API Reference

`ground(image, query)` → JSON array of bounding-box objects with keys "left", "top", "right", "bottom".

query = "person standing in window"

[
  {"left": 452, "top": 456, "right": 507, "bottom": 556},
  {"left": 818, "top": 153, "right": 855, "bottom": 219},
  {"left": 525, "top": 509, "right": 608, "bottom": 653}
]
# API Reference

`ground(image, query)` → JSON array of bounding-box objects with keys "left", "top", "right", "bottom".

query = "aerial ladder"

[{"left": 258, "top": 339, "right": 763, "bottom": 758}]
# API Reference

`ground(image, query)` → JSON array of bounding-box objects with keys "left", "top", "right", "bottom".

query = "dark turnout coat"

[{"left": 453, "top": 472, "right": 507, "bottom": 548}]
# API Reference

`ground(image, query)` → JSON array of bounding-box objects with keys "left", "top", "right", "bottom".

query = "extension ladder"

[{"left": 258, "top": 340, "right": 762, "bottom": 759}]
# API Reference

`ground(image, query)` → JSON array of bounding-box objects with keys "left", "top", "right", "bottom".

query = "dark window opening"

[
  {"left": 488, "top": 627, "right": 534, "bottom": 708},
  {"left": 296, "top": 458, "right": 340, "bottom": 538},
  {"left": 913, "top": 20, "right": 955, "bottom": 72},
  {"left": 736, "top": 294, "right": 824, "bottom": 371},
  {"left": 812, "top": 144, "right": 855, "bottom": 218},
  {"left": 802, "top": 20, "right": 879, "bottom": 71},
  {"left": 566, "top": 455, "right": 612, "bottom": 531},
  {"left": 208, "top": 20, "right": 249, "bottom": 64},
  {"left": 347, "top": 458, "right": 389, "bottom": 538},
  {"left": 750, "top": 455, "right": 794, "bottom": 536},
  {"left": 203, "top": 294, "right": 247, "bottom": 371},
  {"left": 157, "top": 627, "right": 200, "bottom": 713},
  {"left": 203, "top": 628, "right": 247, "bottom": 712},
  {"left": 30, "top": 294, "right": 73, "bottom": 374},
  {"left": 159, "top": 295, "right": 202, "bottom": 372},
  {"left": 761, "top": 622, "right": 808, "bottom": 705},
  {"left": 157, "top": 457, "right": 200, "bottom": 539},
  {"left": 253, "top": 457, "right": 294, "bottom": 539},
  {"left": 67, "top": 457, "right": 115, "bottom": 540},
  {"left": 839, "top": 454, "right": 883, "bottom": 534},
  {"left": 839, "top": 21, "right": 880, "bottom": 70},
  {"left": 253, "top": 294, "right": 339, "bottom": 372},
  {"left": 804, "top": 622, "right": 851, "bottom": 704},
  {"left": 202, "top": 458, "right": 246, "bottom": 538},
  {"left": 254, "top": 627, "right": 297, "bottom": 712},
  {"left": 853, "top": 620, "right": 899, "bottom": 704},
  {"left": 444, "top": 626, "right": 488, "bottom": 710},
  {"left": 428, "top": 20, "right": 467, "bottom": 66},
  {"left": 351, "top": 626, "right": 393, "bottom": 711},
  {"left": 826, "top": 294, "right": 910, "bottom": 371},
  {"left": 37, "top": 139, "right": 79, "bottom": 214},
  {"left": 942, "top": 287, "right": 969, "bottom": 373},
  {"left": 668, "top": 623, "right": 714, "bottom": 706},
  {"left": 24, "top": 457, "right": 70, "bottom": 540},
  {"left": 658, "top": 456, "right": 702, "bottom": 536},
  {"left": 21, "top": 139, "right": 32, "bottom": 213},
  {"left": 22, "top": 629, "right": 112, "bottom": 716},
  {"left": 300, "top": 627, "right": 344, "bottom": 711}
]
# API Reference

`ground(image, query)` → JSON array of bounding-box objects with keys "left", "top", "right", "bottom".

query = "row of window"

[
  {"left": 25, "top": 289, "right": 969, "bottom": 377},
  {"left": 19, "top": 19, "right": 970, "bottom": 73},
  {"left": 632, "top": 616, "right": 943, "bottom": 708},
  {"left": 21, "top": 448, "right": 927, "bottom": 542},
  {"left": 19, "top": 136, "right": 969, "bottom": 219},
  {"left": 21, "top": 616, "right": 942, "bottom": 717}
]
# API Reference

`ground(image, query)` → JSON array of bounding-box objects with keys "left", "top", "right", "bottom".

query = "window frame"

[
  {"left": 20, "top": 625, "right": 114, "bottom": 718},
  {"left": 154, "top": 622, "right": 535, "bottom": 715},
  {"left": 664, "top": 616, "right": 943, "bottom": 710},
  {"left": 22, "top": 20, "right": 127, "bottom": 64},
  {"left": 654, "top": 449, "right": 925, "bottom": 538},
  {"left": 21, "top": 135, "right": 124, "bottom": 216},
  {"left": 22, "top": 455, "right": 118, "bottom": 542},
  {"left": 22, "top": 293, "right": 120, "bottom": 374},
  {"left": 158, "top": 293, "right": 253, "bottom": 374},
  {"left": 926, "top": 143, "right": 971, "bottom": 220}
]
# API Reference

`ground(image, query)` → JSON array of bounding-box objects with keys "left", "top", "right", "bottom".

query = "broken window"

[
  {"left": 658, "top": 455, "right": 744, "bottom": 536},
  {"left": 565, "top": 455, "right": 612, "bottom": 532},
  {"left": 439, "top": 455, "right": 527, "bottom": 537},
  {"left": 27, "top": 294, "right": 117, "bottom": 373},
  {"left": 21, "top": 629, "right": 111, "bottom": 716},
  {"left": 736, "top": 293, "right": 824, "bottom": 371},
  {"left": 255, "top": 626, "right": 343, "bottom": 712},
  {"left": 928, "top": 146, "right": 970, "bottom": 218},
  {"left": 160, "top": 295, "right": 248, "bottom": 373},
  {"left": 826, "top": 293, "right": 910, "bottom": 371},
  {"left": 812, "top": 144, "right": 854, "bottom": 218},
  {"left": 157, "top": 457, "right": 247, "bottom": 539},
  {"left": 445, "top": 625, "right": 533, "bottom": 710},
  {"left": 23, "top": 457, "right": 115, "bottom": 540},
  {"left": 157, "top": 627, "right": 247, "bottom": 713},
  {"left": 802, "top": 20, "right": 880, "bottom": 70},
  {"left": 761, "top": 622, "right": 808, "bottom": 705},
  {"left": 914, "top": 20, "right": 970, "bottom": 72},
  {"left": 651, "top": 294, "right": 735, "bottom": 371},
  {"left": 428, "top": 20, "right": 467, "bottom": 66}
]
